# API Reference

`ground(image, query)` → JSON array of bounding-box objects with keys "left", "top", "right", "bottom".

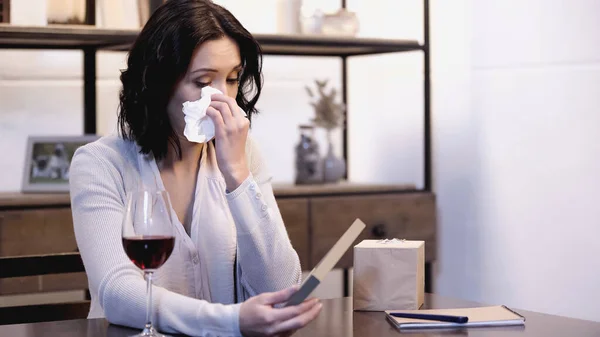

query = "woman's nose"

[{"left": 212, "top": 81, "right": 227, "bottom": 95}]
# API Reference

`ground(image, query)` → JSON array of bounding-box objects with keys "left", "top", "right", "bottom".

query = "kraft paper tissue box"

[{"left": 353, "top": 239, "right": 425, "bottom": 311}]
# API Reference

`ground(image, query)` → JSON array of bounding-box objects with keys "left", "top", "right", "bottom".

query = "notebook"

[
  {"left": 284, "top": 218, "right": 366, "bottom": 307},
  {"left": 385, "top": 305, "right": 526, "bottom": 330}
]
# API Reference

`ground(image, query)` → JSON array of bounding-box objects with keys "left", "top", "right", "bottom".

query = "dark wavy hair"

[{"left": 118, "top": 0, "right": 263, "bottom": 160}]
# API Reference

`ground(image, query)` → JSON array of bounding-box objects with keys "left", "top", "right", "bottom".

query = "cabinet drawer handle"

[{"left": 371, "top": 224, "right": 387, "bottom": 238}]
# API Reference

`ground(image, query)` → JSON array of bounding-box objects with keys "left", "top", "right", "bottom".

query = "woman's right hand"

[{"left": 239, "top": 286, "right": 323, "bottom": 337}]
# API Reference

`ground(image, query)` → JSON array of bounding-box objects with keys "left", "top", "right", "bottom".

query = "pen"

[{"left": 389, "top": 312, "right": 469, "bottom": 324}]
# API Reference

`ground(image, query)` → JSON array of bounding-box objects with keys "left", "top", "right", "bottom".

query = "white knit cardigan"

[{"left": 69, "top": 134, "right": 302, "bottom": 336}]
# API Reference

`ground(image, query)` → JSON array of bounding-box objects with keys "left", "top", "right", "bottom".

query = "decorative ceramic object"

[
  {"left": 321, "top": 8, "right": 359, "bottom": 36},
  {"left": 300, "top": 7, "right": 359, "bottom": 36},
  {"left": 294, "top": 125, "right": 323, "bottom": 185},
  {"left": 323, "top": 142, "right": 346, "bottom": 183},
  {"left": 300, "top": 8, "right": 323, "bottom": 35},
  {"left": 305, "top": 79, "right": 346, "bottom": 183}
]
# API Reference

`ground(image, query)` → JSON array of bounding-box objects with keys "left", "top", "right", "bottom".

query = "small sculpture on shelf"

[
  {"left": 320, "top": 8, "right": 359, "bottom": 36},
  {"left": 305, "top": 79, "right": 346, "bottom": 183},
  {"left": 294, "top": 124, "right": 323, "bottom": 185},
  {"left": 300, "top": 6, "right": 359, "bottom": 36}
]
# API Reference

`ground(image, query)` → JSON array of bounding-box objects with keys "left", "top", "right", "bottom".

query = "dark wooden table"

[{"left": 1, "top": 294, "right": 599, "bottom": 336}]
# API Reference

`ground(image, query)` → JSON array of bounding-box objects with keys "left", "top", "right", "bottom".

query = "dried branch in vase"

[
  {"left": 304, "top": 79, "right": 347, "bottom": 183},
  {"left": 305, "top": 79, "right": 345, "bottom": 132}
]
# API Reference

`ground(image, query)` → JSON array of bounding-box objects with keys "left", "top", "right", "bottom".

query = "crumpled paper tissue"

[{"left": 182, "top": 86, "right": 246, "bottom": 143}]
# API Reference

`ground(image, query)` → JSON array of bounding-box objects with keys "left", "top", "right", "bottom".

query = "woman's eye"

[
  {"left": 226, "top": 78, "right": 240, "bottom": 85},
  {"left": 195, "top": 81, "right": 210, "bottom": 88}
]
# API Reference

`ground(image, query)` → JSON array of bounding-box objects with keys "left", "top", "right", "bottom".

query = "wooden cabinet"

[
  {"left": 0, "top": 185, "right": 437, "bottom": 296},
  {"left": 0, "top": 208, "right": 77, "bottom": 256},
  {"left": 277, "top": 198, "right": 310, "bottom": 269},
  {"left": 310, "top": 193, "right": 436, "bottom": 269},
  {"left": 273, "top": 184, "right": 437, "bottom": 270},
  {"left": 0, "top": 196, "right": 85, "bottom": 296}
]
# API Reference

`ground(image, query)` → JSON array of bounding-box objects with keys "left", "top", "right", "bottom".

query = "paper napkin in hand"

[{"left": 182, "top": 86, "right": 247, "bottom": 143}]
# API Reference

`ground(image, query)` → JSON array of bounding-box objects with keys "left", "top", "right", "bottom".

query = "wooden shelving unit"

[
  {"left": 0, "top": 9, "right": 430, "bottom": 189},
  {"left": 0, "top": 1, "right": 434, "bottom": 299}
]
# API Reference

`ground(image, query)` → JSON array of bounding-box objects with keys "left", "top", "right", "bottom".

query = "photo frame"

[{"left": 21, "top": 135, "right": 99, "bottom": 193}]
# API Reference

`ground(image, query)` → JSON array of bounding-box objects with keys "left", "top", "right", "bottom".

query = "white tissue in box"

[{"left": 352, "top": 239, "right": 424, "bottom": 311}]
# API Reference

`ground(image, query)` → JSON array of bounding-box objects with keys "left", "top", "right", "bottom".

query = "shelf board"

[
  {"left": 255, "top": 34, "right": 422, "bottom": 56},
  {"left": 0, "top": 192, "right": 71, "bottom": 208},
  {"left": 272, "top": 182, "right": 418, "bottom": 198},
  {"left": 0, "top": 24, "right": 138, "bottom": 50},
  {"left": 0, "top": 24, "right": 423, "bottom": 56},
  {"left": 0, "top": 183, "right": 420, "bottom": 208}
]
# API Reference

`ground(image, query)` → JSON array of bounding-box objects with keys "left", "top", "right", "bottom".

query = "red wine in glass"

[
  {"left": 123, "top": 235, "right": 175, "bottom": 271},
  {"left": 122, "top": 190, "right": 175, "bottom": 337}
]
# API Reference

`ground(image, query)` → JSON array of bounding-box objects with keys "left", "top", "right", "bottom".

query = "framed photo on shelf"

[{"left": 21, "top": 135, "right": 99, "bottom": 193}]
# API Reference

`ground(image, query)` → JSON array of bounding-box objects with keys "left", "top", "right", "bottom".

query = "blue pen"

[{"left": 390, "top": 312, "right": 469, "bottom": 324}]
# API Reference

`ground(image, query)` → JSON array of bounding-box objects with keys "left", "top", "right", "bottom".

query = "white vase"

[
  {"left": 323, "top": 141, "right": 346, "bottom": 183},
  {"left": 276, "top": 0, "right": 302, "bottom": 34}
]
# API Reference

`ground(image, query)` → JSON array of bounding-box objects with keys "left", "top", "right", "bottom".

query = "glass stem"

[{"left": 145, "top": 271, "right": 153, "bottom": 331}]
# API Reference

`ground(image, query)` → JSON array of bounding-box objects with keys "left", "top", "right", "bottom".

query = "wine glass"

[{"left": 122, "top": 190, "right": 176, "bottom": 337}]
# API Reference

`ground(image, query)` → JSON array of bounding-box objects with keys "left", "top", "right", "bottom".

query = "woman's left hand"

[{"left": 206, "top": 93, "right": 250, "bottom": 191}]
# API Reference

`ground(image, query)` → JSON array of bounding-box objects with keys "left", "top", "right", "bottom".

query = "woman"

[{"left": 69, "top": 0, "right": 321, "bottom": 336}]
